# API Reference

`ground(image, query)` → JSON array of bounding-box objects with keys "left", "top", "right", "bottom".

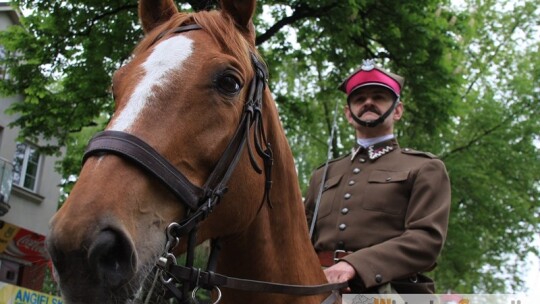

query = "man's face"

[
  {"left": 347, "top": 86, "right": 396, "bottom": 121},
  {"left": 345, "top": 85, "right": 403, "bottom": 135}
]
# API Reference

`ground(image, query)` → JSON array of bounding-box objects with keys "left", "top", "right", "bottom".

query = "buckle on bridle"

[
  {"left": 157, "top": 253, "right": 177, "bottom": 284},
  {"left": 333, "top": 249, "right": 347, "bottom": 264},
  {"left": 192, "top": 286, "right": 222, "bottom": 304}
]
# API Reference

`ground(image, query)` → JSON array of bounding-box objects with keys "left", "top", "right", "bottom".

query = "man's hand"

[{"left": 323, "top": 261, "right": 356, "bottom": 292}]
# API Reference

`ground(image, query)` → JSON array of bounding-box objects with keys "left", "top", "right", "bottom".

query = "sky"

[{"left": 524, "top": 237, "right": 539, "bottom": 298}]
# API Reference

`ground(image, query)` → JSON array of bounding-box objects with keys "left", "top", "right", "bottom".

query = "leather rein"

[{"left": 83, "top": 24, "right": 346, "bottom": 304}]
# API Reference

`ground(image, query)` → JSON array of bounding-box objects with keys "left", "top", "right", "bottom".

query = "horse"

[{"left": 46, "top": 0, "right": 337, "bottom": 303}]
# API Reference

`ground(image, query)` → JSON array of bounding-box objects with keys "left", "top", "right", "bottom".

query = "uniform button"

[
  {"left": 353, "top": 168, "right": 361, "bottom": 174},
  {"left": 386, "top": 177, "right": 392, "bottom": 181},
  {"left": 375, "top": 274, "right": 383, "bottom": 283},
  {"left": 341, "top": 208, "right": 349, "bottom": 215},
  {"left": 348, "top": 180, "right": 355, "bottom": 186},
  {"left": 344, "top": 193, "right": 351, "bottom": 199},
  {"left": 339, "top": 223, "right": 347, "bottom": 231},
  {"left": 359, "top": 158, "right": 366, "bottom": 163}
]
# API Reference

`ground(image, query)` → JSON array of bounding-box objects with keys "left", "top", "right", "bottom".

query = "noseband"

[{"left": 83, "top": 24, "right": 345, "bottom": 304}]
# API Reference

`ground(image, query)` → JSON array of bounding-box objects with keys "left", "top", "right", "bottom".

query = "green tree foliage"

[
  {"left": 433, "top": 1, "right": 540, "bottom": 292},
  {"left": 0, "top": 0, "right": 538, "bottom": 294}
]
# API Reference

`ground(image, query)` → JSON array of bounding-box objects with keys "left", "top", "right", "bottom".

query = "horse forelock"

[
  {"left": 134, "top": 11, "right": 257, "bottom": 80},
  {"left": 192, "top": 11, "right": 257, "bottom": 75}
]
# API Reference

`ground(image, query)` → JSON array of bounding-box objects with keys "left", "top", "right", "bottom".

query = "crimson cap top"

[{"left": 338, "top": 59, "right": 404, "bottom": 98}]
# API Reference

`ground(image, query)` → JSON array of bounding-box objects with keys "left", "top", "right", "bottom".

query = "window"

[
  {"left": 12, "top": 142, "right": 41, "bottom": 192},
  {"left": 0, "top": 259, "right": 21, "bottom": 284}
]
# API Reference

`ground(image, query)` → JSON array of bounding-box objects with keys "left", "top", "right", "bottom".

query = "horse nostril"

[
  {"left": 88, "top": 229, "right": 136, "bottom": 288},
  {"left": 46, "top": 237, "right": 64, "bottom": 274}
]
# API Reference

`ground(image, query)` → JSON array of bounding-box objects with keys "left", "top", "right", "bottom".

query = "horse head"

[{"left": 47, "top": 1, "right": 329, "bottom": 303}]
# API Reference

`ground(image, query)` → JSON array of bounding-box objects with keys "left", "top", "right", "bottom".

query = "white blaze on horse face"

[{"left": 110, "top": 36, "right": 194, "bottom": 131}]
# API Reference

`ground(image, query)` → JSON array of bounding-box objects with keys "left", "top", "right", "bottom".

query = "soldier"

[{"left": 305, "top": 60, "right": 451, "bottom": 294}]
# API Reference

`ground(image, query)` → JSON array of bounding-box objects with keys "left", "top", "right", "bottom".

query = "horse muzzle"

[{"left": 47, "top": 224, "right": 139, "bottom": 303}]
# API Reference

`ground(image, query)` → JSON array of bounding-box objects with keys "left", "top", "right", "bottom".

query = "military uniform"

[{"left": 305, "top": 138, "right": 451, "bottom": 294}]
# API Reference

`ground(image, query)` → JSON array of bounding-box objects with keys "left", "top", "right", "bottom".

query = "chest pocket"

[
  {"left": 317, "top": 175, "right": 342, "bottom": 220},
  {"left": 363, "top": 170, "right": 410, "bottom": 215}
]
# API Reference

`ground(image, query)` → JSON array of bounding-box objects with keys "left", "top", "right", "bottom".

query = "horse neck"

[{"left": 216, "top": 95, "right": 328, "bottom": 303}]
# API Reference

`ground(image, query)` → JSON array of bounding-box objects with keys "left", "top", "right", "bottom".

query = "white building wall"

[
  {"left": 0, "top": 4, "right": 63, "bottom": 236},
  {"left": 0, "top": 9, "right": 13, "bottom": 29},
  {"left": 0, "top": 93, "right": 63, "bottom": 236}
]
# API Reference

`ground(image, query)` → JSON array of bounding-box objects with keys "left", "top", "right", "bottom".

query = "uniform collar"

[
  {"left": 357, "top": 134, "right": 394, "bottom": 148},
  {"left": 351, "top": 137, "right": 399, "bottom": 161}
]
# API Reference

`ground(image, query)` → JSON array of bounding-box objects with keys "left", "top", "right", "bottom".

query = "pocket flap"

[
  {"left": 323, "top": 175, "right": 342, "bottom": 190},
  {"left": 368, "top": 170, "right": 409, "bottom": 183}
]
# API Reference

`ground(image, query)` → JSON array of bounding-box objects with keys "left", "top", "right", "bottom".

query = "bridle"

[{"left": 83, "top": 24, "right": 346, "bottom": 304}]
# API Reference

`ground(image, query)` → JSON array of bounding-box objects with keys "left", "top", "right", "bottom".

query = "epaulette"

[
  {"left": 315, "top": 153, "right": 350, "bottom": 170},
  {"left": 401, "top": 147, "right": 438, "bottom": 159}
]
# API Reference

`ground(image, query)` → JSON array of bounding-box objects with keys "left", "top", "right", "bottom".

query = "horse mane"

[{"left": 134, "top": 10, "right": 259, "bottom": 80}]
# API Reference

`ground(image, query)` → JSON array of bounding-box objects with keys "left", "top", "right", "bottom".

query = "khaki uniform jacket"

[{"left": 305, "top": 138, "right": 451, "bottom": 293}]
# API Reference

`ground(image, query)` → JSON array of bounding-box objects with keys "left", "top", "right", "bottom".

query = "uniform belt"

[{"left": 317, "top": 250, "right": 352, "bottom": 267}]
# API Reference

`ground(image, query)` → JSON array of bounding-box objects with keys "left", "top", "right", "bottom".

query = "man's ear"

[
  {"left": 220, "top": 0, "right": 257, "bottom": 43},
  {"left": 393, "top": 102, "right": 404, "bottom": 121},
  {"left": 139, "top": 0, "right": 178, "bottom": 33}
]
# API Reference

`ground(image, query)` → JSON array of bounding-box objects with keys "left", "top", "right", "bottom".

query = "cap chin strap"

[{"left": 347, "top": 97, "right": 400, "bottom": 128}]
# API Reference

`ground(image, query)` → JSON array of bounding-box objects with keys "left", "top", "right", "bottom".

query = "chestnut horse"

[{"left": 46, "top": 0, "right": 336, "bottom": 303}]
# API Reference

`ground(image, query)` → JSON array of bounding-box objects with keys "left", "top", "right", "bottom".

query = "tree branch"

[
  {"left": 461, "top": 19, "right": 520, "bottom": 100},
  {"left": 255, "top": 2, "right": 338, "bottom": 46},
  {"left": 75, "top": 4, "right": 138, "bottom": 37},
  {"left": 440, "top": 118, "right": 509, "bottom": 160},
  {"left": 440, "top": 94, "right": 533, "bottom": 160}
]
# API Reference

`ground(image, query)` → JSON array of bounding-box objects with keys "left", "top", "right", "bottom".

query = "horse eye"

[{"left": 216, "top": 74, "right": 242, "bottom": 95}]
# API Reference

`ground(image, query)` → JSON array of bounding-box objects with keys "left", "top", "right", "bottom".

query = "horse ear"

[
  {"left": 220, "top": 0, "right": 257, "bottom": 40},
  {"left": 139, "top": 0, "right": 179, "bottom": 33}
]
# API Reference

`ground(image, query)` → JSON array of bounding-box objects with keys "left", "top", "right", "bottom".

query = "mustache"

[{"left": 358, "top": 106, "right": 381, "bottom": 116}]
